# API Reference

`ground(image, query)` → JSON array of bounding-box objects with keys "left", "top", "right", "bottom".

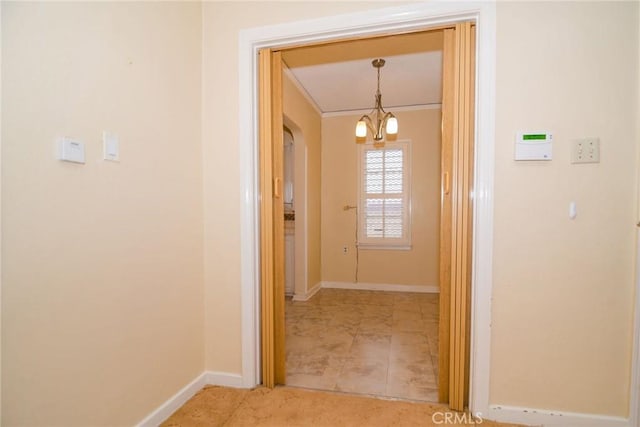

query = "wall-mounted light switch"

[
  {"left": 571, "top": 138, "right": 600, "bottom": 164},
  {"left": 569, "top": 201, "right": 577, "bottom": 219},
  {"left": 103, "top": 131, "right": 119, "bottom": 162}
]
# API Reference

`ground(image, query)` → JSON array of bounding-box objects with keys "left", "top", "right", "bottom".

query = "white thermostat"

[
  {"left": 57, "top": 137, "right": 86, "bottom": 164},
  {"left": 515, "top": 132, "right": 553, "bottom": 161}
]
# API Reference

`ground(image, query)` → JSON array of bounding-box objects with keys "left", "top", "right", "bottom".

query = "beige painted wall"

[
  {"left": 321, "top": 110, "right": 441, "bottom": 287},
  {"left": 282, "top": 73, "right": 322, "bottom": 296},
  {"left": 490, "top": 1, "right": 638, "bottom": 416},
  {"left": 201, "top": 0, "right": 407, "bottom": 375},
  {"left": 1, "top": 3, "right": 204, "bottom": 425}
]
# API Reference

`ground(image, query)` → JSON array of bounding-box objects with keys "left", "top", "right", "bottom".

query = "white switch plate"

[
  {"left": 57, "top": 137, "right": 85, "bottom": 164},
  {"left": 103, "top": 131, "right": 119, "bottom": 162},
  {"left": 571, "top": 138, "right": 600, "bottom": 164}
]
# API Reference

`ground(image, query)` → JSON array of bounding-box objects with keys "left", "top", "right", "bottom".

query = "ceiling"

[{"left": 282, "top": 30, "right": 444, "bottom": 115}]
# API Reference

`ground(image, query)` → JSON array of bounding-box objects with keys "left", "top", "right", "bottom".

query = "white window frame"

[{"left": 357, "top": 140, "right": 411, "bottom": 250}]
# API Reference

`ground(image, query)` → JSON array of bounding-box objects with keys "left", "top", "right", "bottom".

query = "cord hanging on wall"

[{"left": 343, "top": 205, "right": 359, "bottom": 283}]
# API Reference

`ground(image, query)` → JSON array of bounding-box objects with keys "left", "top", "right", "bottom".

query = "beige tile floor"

[{"left": 285, "top": 288, "right": 439, "bottom": 402}]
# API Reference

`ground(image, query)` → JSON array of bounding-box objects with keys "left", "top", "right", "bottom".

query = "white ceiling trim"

[{"left": 282, "top": 67, "right": 323, "bottom": 117}]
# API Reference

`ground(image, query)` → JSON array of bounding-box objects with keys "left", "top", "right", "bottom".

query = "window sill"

[{"left": 357, "top": 244, "right": 412, "bottom": 251}]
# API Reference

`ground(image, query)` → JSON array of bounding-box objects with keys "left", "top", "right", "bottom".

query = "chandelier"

[{"left": 355, "top": 58, "right": 398, "bottom": 142}]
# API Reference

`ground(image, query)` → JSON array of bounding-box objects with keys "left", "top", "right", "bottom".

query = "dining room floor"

[{"left": 285, "top": 288, "right": 439, "bottom": 402}]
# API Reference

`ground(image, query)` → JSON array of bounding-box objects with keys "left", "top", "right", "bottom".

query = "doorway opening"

[
  {"left": 282, "top": 29, "right": 445, "bottom": 402},
  {"left": 258, "top": 22, "right": 476, "bottom": 411}
]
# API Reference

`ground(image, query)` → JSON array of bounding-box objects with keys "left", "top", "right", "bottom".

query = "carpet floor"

[{"left": 162, "top": 385, "right": 526, "bottom": 427}]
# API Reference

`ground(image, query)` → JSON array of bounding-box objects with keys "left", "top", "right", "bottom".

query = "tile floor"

[{"left": 285, "top": 288, "right": 439, "bottom": 402}]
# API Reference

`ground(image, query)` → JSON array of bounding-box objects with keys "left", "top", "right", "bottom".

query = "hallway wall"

[
  {"left": 282, "top": 72, "right": 322, "bottom": 297},
  {"left": 1, "top": 3, "right": 204, "bottom": 425},
  {"left": 490, "top": 1, "right": 638, "bottom": 415}
]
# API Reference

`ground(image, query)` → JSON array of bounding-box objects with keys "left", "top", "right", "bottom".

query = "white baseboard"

[
  {"left": 205, "top": 371, "right": 244, "bottom": 388},
  {"left": 628, "top": 229, "right": 640, "bottom": 427},
  {"left": 136, "top": 372, "right": 209, "bottom": 427},
  {"left": 321, "top": 281, "right": 439, "bottom": 294},
  {"left": 136, "top": 371, "right": 248, "bottom": 427},
  {"left": 292, "top": 282, "right": 322, "bottom": 301},
  {"left": 485, "top": 405, "right": 630, "bottom": 427},
  {"left": 136, "top": 371, "right": 632, "bottom": 427}
]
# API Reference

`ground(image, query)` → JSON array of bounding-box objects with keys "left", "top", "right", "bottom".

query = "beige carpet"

[{"left": 162, "top": 385, "right": 525, "bottom": 427}]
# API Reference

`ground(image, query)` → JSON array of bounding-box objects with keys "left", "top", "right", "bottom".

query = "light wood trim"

[
  {"left": 448, "top": 21, "right": 475, "bottom": 412},
  {"left": 277, "top": 25, "right": 455, "bottom": 53},
  {"left": 464, "top": 25, "right": 476, "bottom": 405},
  {"left": 438, "top": 27, "right": 455, "bottom": 405},
  {"left": 258, "top": 48, "right": 275, "bottom": 388},
  {"left": 271, "top": 51, "right": 286, "bottom": 386}
]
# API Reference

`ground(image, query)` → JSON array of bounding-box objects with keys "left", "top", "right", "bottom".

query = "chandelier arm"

[
  {"left": 382, "top": 111, "right": 394, "bottom": 122},
  {"left": 375, "top": 112, "right": 396, "bottom": 140},
  {"left": 375, "top": 116, "right": 385, "bottom": 140}
]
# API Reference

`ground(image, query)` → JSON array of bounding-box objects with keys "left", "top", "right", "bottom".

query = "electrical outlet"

[
  {"left": 343, "top": 246, "right": 348, "bottom": 254},
  {"left": 571, "top": 138, "right": 600, "bottom": 164}
]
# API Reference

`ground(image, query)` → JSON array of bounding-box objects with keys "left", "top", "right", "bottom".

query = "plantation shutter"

[{"left": 359, "top": 143, "right": 410, "bottom": 246}]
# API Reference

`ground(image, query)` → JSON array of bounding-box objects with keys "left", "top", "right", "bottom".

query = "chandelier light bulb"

[
  {"left": 355, "top": 120, "right": 367, "bottom": 138},
  {"left": 386, "top": 116, "right": 398, "bottom": 135}
]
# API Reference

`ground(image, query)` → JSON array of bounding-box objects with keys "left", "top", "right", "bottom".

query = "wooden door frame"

[
  {"left": 258, "top": 23, "right": 475, "bottom": 409},
  {"left": 239, "top": 2, "right": 496, "bottom": 415}
]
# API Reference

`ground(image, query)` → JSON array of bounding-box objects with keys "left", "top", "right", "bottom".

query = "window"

[{"left": 358, "top": 141, "right": 411, "bottom": 249}]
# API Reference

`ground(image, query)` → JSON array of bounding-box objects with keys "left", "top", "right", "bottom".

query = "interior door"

[
  {"left": 258, "top": 48, "right": 286, "bottom": 387},
  {"left": 439, "top": 22, "right": 476, "bottom": 411}
]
